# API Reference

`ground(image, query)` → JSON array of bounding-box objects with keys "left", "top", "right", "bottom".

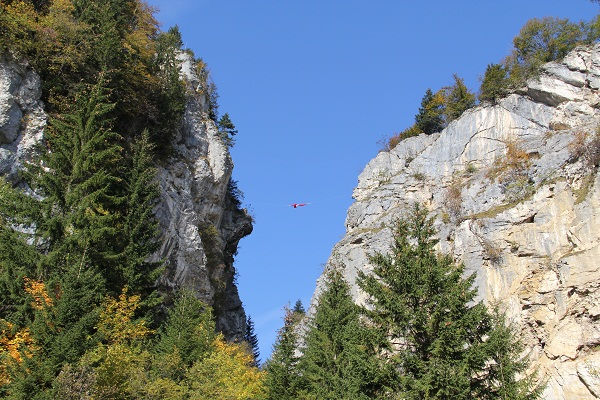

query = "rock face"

[
  {"left": 153, "top": 53, "right": 253, "bottom": 340},
  {"left": 0, "top": 56, "right": 46, "bottom": 183},
  {"left": 311, "top": 44, "right": 600, "bottom": 399},
  {"left": 0, "top": 53, "right": 252, "bottom": 341}
]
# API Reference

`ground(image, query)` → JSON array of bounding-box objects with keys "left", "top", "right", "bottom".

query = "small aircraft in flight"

[{"left": 289, "top": 202, "right": 310, "bottom": 208}]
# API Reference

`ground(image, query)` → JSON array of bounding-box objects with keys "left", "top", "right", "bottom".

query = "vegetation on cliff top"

[{"left": 382, "top": 13, "right": 600, "bottom": 151}]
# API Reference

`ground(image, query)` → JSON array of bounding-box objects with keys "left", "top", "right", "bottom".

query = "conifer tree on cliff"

[
  {"left": 244, "top": 315, "right": 261, "bottom": 367},
  {"left": 299, "top": 268, "right": 383, "bottom": 400},
  {"left": 358, "top": 204, "right": 541, "bottom": 400},
  {"left": 415, "top": 88, "right": 445, "bottom": 134}
]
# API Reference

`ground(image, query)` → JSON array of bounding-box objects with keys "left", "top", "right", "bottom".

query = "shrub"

[
  {"left": 382, "top": 124, "right": 422, "bottom": 152},
  {"left": 505, "top": 176, "right": 535, "bottom": 203},
  {"left": 568, "top": 131, "right": 588, "bottom": 162},
  {"left": 482, "top": 239, "right": 503, "bottom": 265},
  {"left": 584, "top": 131, "right": 600, "bottom": 168},
  {"left": 443, "top": 182, "right": 463, "bottom": 220}
]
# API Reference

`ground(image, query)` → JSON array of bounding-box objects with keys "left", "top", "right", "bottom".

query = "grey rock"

[
  {"left": 152, "top": 52, "right": 252, "bottom": 341},
  {"left": 309, "top": 44, "right": 600, "bottom": 399},
  {"left": 0, "top": 56, "right": 46, "bottom": 181}
]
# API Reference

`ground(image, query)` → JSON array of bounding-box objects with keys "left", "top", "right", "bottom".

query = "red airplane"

[{"left": 290, "top": 203, "right": 310, "bottom": 208}]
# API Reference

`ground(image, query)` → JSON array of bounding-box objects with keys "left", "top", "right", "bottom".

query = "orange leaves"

[
  {"left": 23, "top": 277, "right": 53, "bottom": 310},
  {"left": 0, "top": 321, "right": 36, "bottom": 386}
]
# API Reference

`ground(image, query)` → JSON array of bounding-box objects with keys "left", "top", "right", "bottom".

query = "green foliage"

[
  {"left": 27, "top": 82, "right": 124, "bottom": 288},
  {"left": 444, "top": 74, "right": 476, "bottom": 122},
  {"left": 121, "top": 130, "right": 162, "bottom": 302},
  {"left": 151, "top": 25, "right": 187, "bottom": 158},
  {"left": 227, "top": 179, "right": 245, "bottom": 208},
  {"left": 155, "top": 290, "right": 216, "bottom": 373},
  {"left": 264, "top": 308, "right": 304, "bottom": 400},
  {"left": 292, "top": 299, "right": 305, "bottom": 314},
  {"left": 357, "top": 204, "right": 541, "bottom": 399},
  {"left": 299, "top": 269, "right": 383, "bottom": 400},
  {"left": 217, "top": 113, "right": 238, "bottom": 147},
  {"left": 479, "top": 64, "right": 509, "bottom": 104},
  {"left": 415, "top": 88, "right": 445, "bottom": 135},
  {"left": 244, "top": 315, "right": 261, "bottom": 367},
  {"left": 510, "top": 17, "right": 588, "bottom": 85}
]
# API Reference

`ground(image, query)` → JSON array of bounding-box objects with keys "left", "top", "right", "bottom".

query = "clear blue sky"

[{"left": 147, "top": 0, "right": 597, "bottom": 362}]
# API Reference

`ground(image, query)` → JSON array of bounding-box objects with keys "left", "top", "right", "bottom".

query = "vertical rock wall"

[{"left": 310, "top": 44, "right": 600, "bottom": 399}]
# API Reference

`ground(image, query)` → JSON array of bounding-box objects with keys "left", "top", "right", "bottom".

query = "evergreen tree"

[
  {"left": 217, "top": 113, "right": 237, "bottom": 147},
  {"left": 299, "top": 269, "right": 383, "bottom": 400},
  {"left": 415, "top": 88, "right": 445, "bottom": 134},
  {"left": 292, "top": 299, "right": 305, "bottom": 315},
  {"left": 155, "top": 290, "right": 216, "bottom": 375},
  {"left": 244, "top": 315, "right": 260, "bottom": 367},
  {"left": 120, "top": 130, "right": 162, "bottom": 302},
  {"left": 479, "top": 64, "right": 509, "bottom": 104},
  {"left": 26, "top": 81, "right": 125, "bottom": 287},
  {"left": 357, "top": 204, "right": 541, "bottom": 400},
  {"left": 444, "top": 74, "right": 476, "bottom": 122},
  {"left": 264, "top": 308, "right": 304, "bottom": 400}
]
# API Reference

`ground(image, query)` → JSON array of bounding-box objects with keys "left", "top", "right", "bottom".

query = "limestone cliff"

[
  {"left": 0, "top": 53, "right": 252, "bottom": 340},
  {"left": 311, "top": 44, "right": 600, "bottom": 399}
]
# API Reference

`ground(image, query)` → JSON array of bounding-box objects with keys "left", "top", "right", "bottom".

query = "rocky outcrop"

[
  {"left": 0, "top": 56, "right": 46, "bottom": 183},
  {"left": 153, "top": 53, "right": 252, "bottom": 340},
  {"left": 311, "top": 44, "right": 600, "bottom": 399},
  {"left": 0, "top": 53, "right": 252, "bottom": 341}
]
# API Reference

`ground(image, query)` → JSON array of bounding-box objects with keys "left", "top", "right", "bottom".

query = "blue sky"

[{"left": 147, "top": 0, "right": 597, "bottom": 361}]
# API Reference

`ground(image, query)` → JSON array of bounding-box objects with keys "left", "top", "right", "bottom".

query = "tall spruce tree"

[
  {"left": 244, "top": 315, "right": 261, "bottom": 367},
  {"left": 264, "top": 307, "right": 304, "bottom": 400},
  {"left": 120, "top": 130, "right": 162, "bottom": 303},
  {"left": 357, "top": 204, "right": 541, "bottom": 400},
  {"left": 299, "top": 269, "right": 383, "bottom": 400},
  {"left": 0, "top": 81, "right": 124, "bottom": 398}
]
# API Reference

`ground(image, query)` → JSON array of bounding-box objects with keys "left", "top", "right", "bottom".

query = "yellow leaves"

[
  {"left": 0, "top": 320, "right": 35, "bottom": 387},
  {"left": 97, "top": 287, "right": 152, "bottom": 345},
  {"left": 124, "top": 0, "right": 159, "bottom": 62},
  {"left": 186, "top": 335, "right": 267, "bottom": 400},
  {"left": 23, "top": 277, "right": 53, "bottom": 310}
]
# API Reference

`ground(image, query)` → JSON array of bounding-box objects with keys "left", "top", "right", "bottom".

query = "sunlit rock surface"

[{"left": 310, "top": 44, "right": 600, "bottom": 399}]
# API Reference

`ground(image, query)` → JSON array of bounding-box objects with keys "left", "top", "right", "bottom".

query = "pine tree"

[
  {"left": 292, "top": 299, "right": 305, "bottom": 315},
  {"left": 264, "top": 308, "right": 304, "bottom": 400},
  {"left": 217, "top": 113, "right": 237, "bottom": 147},
  {"left": 444, "top": 74, "right": 476, "bottom": 122},
  {"left": 479, "top": 64, "right": 509, "bottom": 104},
  {"left": 26, "top": 81, "right": 125, "bottom": 288},
  {"left": 120, "top": 130, "right": 162, "bottom": 302},
  {"left": 357, "top": 204, "right": 541, "bottom": 400},
  {"left": 415, "top": 88, "right": 445, "bottom": 134},
  {"left": 155, "top": 290, "right": 216, "bottom": 374},
  {"left": 299, "top": 269, "right": 383, "bottom": 400},
  {"left": 244, "top": 315, "right": 260, "bottom": 367}
]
